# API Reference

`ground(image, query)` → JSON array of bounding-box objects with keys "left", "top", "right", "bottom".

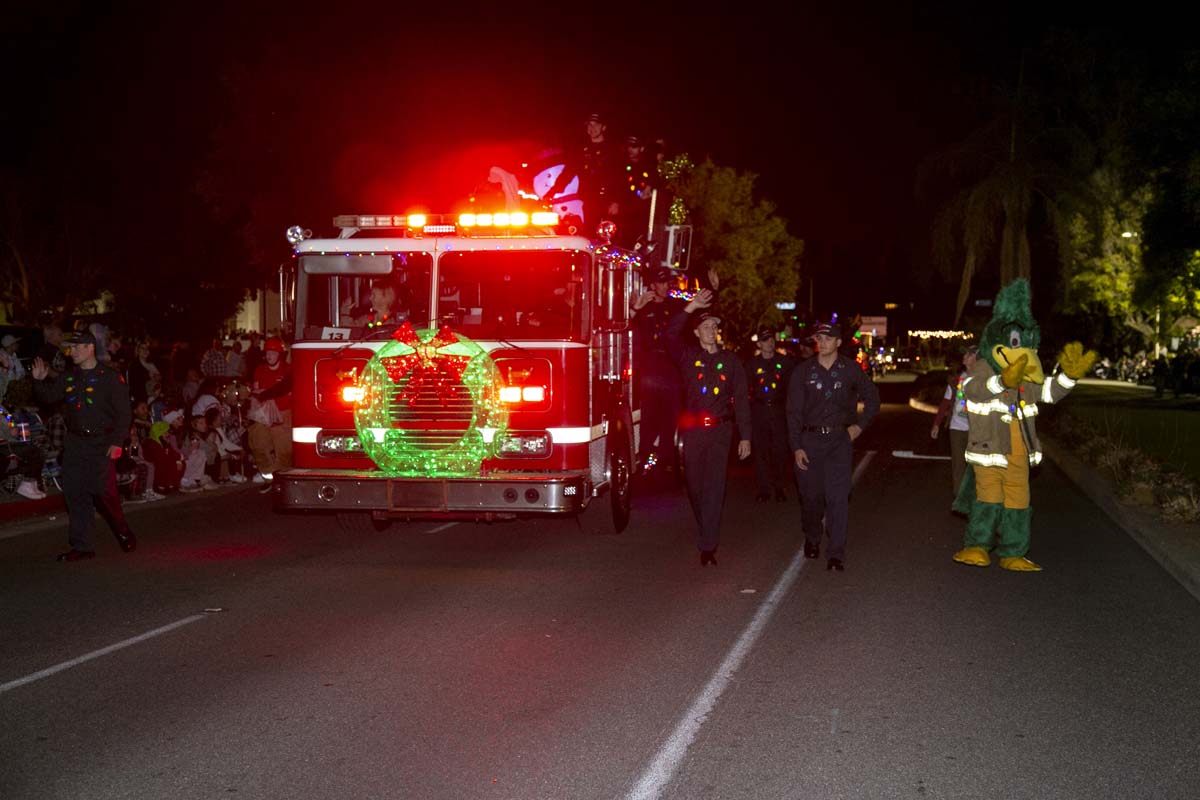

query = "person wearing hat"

[
  {"left": 542, "top": 112, "right": 621, "bottom": 230},
  {"left": 31, "top": 330, "right": 137, "bottom": 561},
  {"left": 666, "top": 288, "right": 751, "bottom": 566},
  {"left": 931, "top": 344, "right": 979, "bottom": 510},
  {"left": 143, "top": 412, "right": 186, "bottom": 494},
  {"left": 786, "top": 321, "right": 880, "bottom": 571},
  {"left": 748, "top": 327, "right": 796, "bottom": 503},
  {"left": 614, "top": 134, "right": 658, "bottom": 248},
  {"left": 631, "top": 266, "right": 686, "bottom": 480},
  {"left": 0, "top": 333, "right": 25, "bottom": 379},
  {"left": 248, "top": 336, "right": 292, "bottom": 488}
]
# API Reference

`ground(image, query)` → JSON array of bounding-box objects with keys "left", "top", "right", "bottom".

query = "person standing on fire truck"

[
  {"left": 248, "top": 336, "right": 292, "bottom": 489},
  {"left": 631, "top": 267, "right": 685, "bottom": 480},
  {"left": 666, "top": 288, "right": 751, "bottom": 566},
  {"left": 543, "top": 112, "right": 620, "bottom": 228}
]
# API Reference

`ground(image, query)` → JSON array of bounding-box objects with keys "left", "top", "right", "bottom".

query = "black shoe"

[
  {"left": 57, "top": 550, "right": 96, "bottom": 562},
  {"left": 774, "top": 488, "right": 787, "bottom": 502},
  {"left": 827, "top": 558, "right": 844, "bottom": 572},
  {"left": 755, "top": 492, "right": 770, "bottom": 503},
  {"left": 803, "top": 541, "right": 819, "bottom": 559},
  {"left": 115, "top": 531, "right": 137, "bottom": 553},
  {"left": 700, "top": 549, "right": 718, "bottom": 566}
]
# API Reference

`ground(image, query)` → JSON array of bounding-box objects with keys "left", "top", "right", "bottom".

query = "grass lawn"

[{"left": 1043, "top": 380, "right": 1200, "bottom": 481}]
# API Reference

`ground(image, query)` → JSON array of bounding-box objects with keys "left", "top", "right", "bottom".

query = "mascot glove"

[
  {"left": 1001, "top": 353, "right": 1029, "bottom": 388},
  {"left": 1058, "top": 342, "right": 1099, "bottom": 381}
]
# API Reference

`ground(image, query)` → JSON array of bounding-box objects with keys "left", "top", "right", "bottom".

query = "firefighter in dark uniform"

[
  {"left": 32, "top": 330, "right": 137, "bottom": 561},
  {"left": 748, "top": 327, "right": 796, "bottom": 502},
  {"left": 666, "top": 288, "right": 751, "bottom": 566},
  {"left": 631, "top": 267, "right": 686, "bottom": 479},
  {"left": 786, "top": 322, "right": 879, "bottom": 571}
]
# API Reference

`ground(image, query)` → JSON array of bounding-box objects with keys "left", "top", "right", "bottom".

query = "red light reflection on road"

[{"left": 154, "top": 544, "right": 277, "bottom": 563}]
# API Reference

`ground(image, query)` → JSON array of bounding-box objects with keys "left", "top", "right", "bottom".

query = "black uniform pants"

[
  {"left": 750, "top": 402, "right": 790, "bottom": 495},
  {"left": 63, "top": 436, "right": 132, "bottom": 553},
  {"left": 797, "top": 430, "right": 853, "bottom": 561},
  {"left": 682, "top": 422, "right": 733, "bottom": 552},
  {"left": 638, "top": 367, "right": 681, "bottom": 466}
]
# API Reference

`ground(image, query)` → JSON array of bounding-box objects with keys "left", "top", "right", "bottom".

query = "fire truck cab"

[{"left": 274, "top": 212, "right": 648, "bottom": 533}]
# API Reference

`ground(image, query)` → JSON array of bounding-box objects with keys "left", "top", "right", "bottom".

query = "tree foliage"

[
  {"left": 923, "top": 43, "right": 1098, "bottom": 328},
  {"left": 674, "top": 159, "right": 803, "bottom": 345}
]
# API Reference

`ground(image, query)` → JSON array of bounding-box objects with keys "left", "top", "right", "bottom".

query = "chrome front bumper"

[{"left": 274, "top": 468, "right": 590, "bottom": 516}]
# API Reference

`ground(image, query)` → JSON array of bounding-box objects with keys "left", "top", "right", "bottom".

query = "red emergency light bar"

[{"left": 332, "top": 212, "right": 560, "bottom": 237}]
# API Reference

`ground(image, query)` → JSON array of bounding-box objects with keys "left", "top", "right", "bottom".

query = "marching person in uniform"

[
  {"left": 31, "top": 330, "right": 137, "bottom": 561},
  {"left": 748, "top": 327, "right": 796, "bottom": 502},
  {"left": 666, "top": 288, "right": 751, "bottom": 566},
  {"left": 787, "top": 323, "right": 879, "bottom": 571}
]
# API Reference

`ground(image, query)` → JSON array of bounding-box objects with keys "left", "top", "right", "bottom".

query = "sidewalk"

[
  {"left": 908, "top": 378, "right": 1200, "bottom": 605},
  {"left": 1042, "top": 435, "right": 1200, "bottom": 603}
]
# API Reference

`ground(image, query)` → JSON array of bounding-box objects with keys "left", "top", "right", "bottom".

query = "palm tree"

[{"left": 925, "top": 48, "right": 1096, "bottom": 326}]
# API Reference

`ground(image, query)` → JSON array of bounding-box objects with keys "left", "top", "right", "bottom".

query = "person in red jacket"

[{"left": 248, "top": 336, "right": 292, "bottom": 487}]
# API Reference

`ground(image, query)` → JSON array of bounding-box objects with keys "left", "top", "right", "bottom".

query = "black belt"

[
  {"left": 681, "top": 411, "right": 733, "bottom": 429},
  {"left": 800, "top": 424, "right": 846, "bottom": 434}
]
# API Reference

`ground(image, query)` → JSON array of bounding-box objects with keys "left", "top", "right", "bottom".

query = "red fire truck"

[{"left": 273, "top": 210, "right": 652, "bottom": 533}]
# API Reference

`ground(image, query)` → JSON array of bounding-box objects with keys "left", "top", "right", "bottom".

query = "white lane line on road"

[
  {"left": 626, "top": 450, "right": 877, "bottom": 800},
  {"left": 425, "top": 522, "right": 458, "bottom": 534},
  {"left": 0, "top": 614, "right": 207, "bottom": 695},
  {"left": 892, "top": 449, "right": 951, "bottom": 461}
]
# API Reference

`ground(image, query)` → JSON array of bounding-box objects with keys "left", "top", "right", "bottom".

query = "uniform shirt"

[
  {"left": 748, "top": 353, "right": 795, "bottom": 406},
  {"left": 34, "top": 363, "right": 131, "bottom": 450},
  {"left": 666, "top": 309, "right": 751, "bottom": 441},
  {"left": 633, "top": 297, "right": 685, "bottom": 355},
  {"left": 786, "top": 355, "right": 880, "bottom": 451}
]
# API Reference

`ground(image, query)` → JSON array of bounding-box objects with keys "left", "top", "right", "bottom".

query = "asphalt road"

[{"left": 2, "top": 395, "right": 1199, "bottom": 799}]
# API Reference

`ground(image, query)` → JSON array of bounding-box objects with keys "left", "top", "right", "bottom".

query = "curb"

[
  {"left": 0, "top": 484, "right": 262, "bottom": 541},
  {"left": 1042, "top": 435, "right": 1200, "bottom": 604}
]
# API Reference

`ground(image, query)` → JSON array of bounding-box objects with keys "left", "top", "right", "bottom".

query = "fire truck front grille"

[{"left": 387, "top": 382, "right": 475, "bottom": 451}]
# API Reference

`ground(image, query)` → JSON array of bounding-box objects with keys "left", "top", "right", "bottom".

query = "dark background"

[{"left": 1, "top": 2, "right": 1114, "bottom": 330}]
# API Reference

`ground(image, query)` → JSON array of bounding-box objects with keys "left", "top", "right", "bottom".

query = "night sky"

[{"left": 6, "top": 2, "right": 1050, "bottom": 324}]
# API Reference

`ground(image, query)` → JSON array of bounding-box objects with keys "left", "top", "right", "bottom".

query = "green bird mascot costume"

[{"left": 952, "top": 279, "right": 1097, "bottom": 572}]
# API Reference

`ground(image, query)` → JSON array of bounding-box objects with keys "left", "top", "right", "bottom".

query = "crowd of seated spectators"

[{"left": 1, "top": 323, "right": 280, "bottom": 504}]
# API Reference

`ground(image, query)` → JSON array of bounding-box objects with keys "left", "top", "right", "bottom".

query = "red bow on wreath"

[{"left": 381, "top": 322, "right": 472, "bottom": 407}]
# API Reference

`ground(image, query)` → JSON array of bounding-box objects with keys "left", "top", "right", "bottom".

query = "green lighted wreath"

[{"left": 354, "top": 323, "right": 508, "bottom": 476}]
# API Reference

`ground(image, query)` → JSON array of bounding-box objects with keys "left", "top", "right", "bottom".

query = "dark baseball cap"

[
  {"left": 694, "top": 311, "right": 722, "bottom": 327},
  {"left": 63, "top": 330, "right": 97, "bottom": 346},
  {"left": 757, "top": 327, "right": 777, "bottom": 341},
  {"left": 649, "top": 268, "right": 672, "bottom": 283},
  {"left": 813, "top": 323, "right": 842, "bottom": 339}
]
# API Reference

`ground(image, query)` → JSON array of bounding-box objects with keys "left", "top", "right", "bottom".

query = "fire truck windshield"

[
  {"left": 297, "top": 252, "right": 432, "bottom": 339},
  {"left": 437, "top": 250, "right": 589, "bottom": 341}
]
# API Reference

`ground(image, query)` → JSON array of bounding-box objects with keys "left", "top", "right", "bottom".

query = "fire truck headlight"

[
  {"left": 316, "top": 431, "right": 366, "bottom": 457},
  {"left": 496, "top": 432, "right": 550, "bottom": 457},
  {"left": 496, "top": 358, "right": 552, "bottom": 410}
]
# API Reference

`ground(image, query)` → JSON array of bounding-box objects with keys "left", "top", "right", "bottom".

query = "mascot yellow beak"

[{"left": 993, "top": 345, "right": 1045, "bottom": 384}]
